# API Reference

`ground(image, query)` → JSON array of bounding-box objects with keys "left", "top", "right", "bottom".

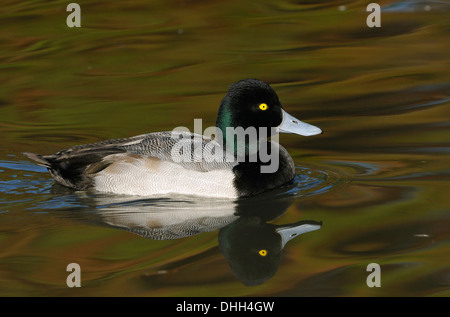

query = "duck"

[{"left": 23, "top": 79, "right": 322, "bottom": 199}]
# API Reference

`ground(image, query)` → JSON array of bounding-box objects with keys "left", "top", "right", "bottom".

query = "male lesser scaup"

[{"left": 24, "top": 79, "right": 321, "bottom": 199}]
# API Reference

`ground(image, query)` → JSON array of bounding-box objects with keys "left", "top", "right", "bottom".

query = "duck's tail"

[
  {"left": 23, "top": 152, "right": 54, "bottom": 168},
  {"left": 23, "top": 148, "right": 123, "bottom": 190},
  {"left": 23, "top": 151, "right": 82, "bottom": 189}
]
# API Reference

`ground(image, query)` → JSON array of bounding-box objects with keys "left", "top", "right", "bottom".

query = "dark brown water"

[{"left": 0, "top": 0, "right": 449, "bottom": 296}]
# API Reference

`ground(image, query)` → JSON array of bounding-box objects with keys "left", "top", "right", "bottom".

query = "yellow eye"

[
  {"left": 259, "top": 103, "right": 268, "bottom": 111},
  {"left": 258, "top": 249, "right": 267, "bottom": 256}
]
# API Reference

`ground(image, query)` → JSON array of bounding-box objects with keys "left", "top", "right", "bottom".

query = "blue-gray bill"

[{"left": 278, "top": 109, "right": 322, "bottom": 136}]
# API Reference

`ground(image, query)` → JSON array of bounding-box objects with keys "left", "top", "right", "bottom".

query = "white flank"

[{"left": 93, "top": 155, "right": 238, "bottom": 199}]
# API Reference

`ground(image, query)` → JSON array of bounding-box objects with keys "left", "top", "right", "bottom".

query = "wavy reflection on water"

[
  {"left": 1, "top": 158, "right": 331, "bottom": 286},
  {"left": 1, "top": 0, "right": 449, "bottom": 296},
  {"left": 84, "top": 194, "right": 321, "bottom": 286}
]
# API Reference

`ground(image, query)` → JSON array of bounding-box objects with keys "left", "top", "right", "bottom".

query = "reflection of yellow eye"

[
  {"left": 259, "top": 249, "right": 267, "bottom": 256},
  {"left": 259, "top": 103, "right": 268, "bottom": 111}
]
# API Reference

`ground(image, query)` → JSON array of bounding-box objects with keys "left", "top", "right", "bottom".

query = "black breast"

[{"left": 232, "top": 142, "right": 295, "bottom": 197}]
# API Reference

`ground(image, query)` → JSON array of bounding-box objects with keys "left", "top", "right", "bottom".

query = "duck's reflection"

[
  {"left": 96, "top": 197, "right": 240, "bottom": 240},
  {"left": 220, "top": 195, "right": 321, "bottom": 286},
  {"left": 219, "top": 217, "right": 321, "bottom": 286},
  {"left": 74, "top": 188, "right": 322, "bottom": 286}
]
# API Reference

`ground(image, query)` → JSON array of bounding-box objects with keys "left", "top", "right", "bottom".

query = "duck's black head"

[
  {"left": 216, "top": 79, "right": 283, "bottom": 138},
  {"left": 216, "top": 79, "right": 322, "bottom": 144}
]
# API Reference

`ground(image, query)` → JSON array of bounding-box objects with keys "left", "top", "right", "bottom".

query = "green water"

[{"left": 0, "top": 0, "right": 449, "bottom": 296}]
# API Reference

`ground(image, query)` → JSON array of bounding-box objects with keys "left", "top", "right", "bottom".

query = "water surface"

[{"left": 0, "top": 0, "right": 449, "bottom": 296}]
